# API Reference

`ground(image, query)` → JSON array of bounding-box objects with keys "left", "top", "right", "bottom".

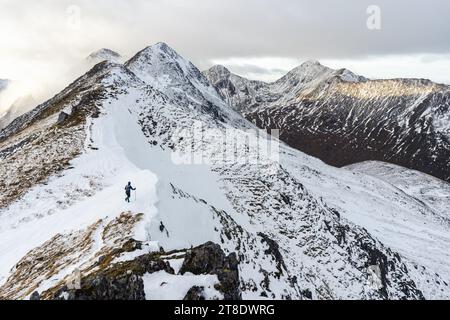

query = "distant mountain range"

[{"left": 204, "top": 63, "right": 450, "bottom": 182}]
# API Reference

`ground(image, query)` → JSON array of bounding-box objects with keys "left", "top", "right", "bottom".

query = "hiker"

[{"left": 124, "top": 181, "right": 136, "bottom": 203}]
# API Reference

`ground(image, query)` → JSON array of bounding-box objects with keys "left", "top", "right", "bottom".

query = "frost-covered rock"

[{"left": 180, "top": 242, "right": 241, "bottom": 300}]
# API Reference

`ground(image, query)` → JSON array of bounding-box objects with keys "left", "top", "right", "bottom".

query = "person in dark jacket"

[{"left": 125, "top": 182, "right": 136, "bottom": 203}]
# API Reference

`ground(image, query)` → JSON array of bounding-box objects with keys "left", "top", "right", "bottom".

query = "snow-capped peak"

[
  {"left": 277, "top": 60, "right": 364, "bottom": 87},
  {"left": 207, "top": 65, "right": 232, "bottom": 76},
  {"left": 86, "top": 48, "right": 122, "bottom": 64},
  {"left": 125, "top": 42, "right": 239, "bottom": 123},
  {"left": 299, "top": 59, "right": 324, "bottom": 69},
  {"left": 125, "top": 42, "right": 199, "bottom": 83},
  {"left": 286, "top": 60, "right": 330, "bottom": 77}
]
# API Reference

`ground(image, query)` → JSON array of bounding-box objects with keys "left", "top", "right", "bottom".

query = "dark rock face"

[
  {"left": 180, "top": 241, "right": 241, "bottom": 300},
  {"left": 51, "top": 250, "right": 174, "bottom": 300},
  {"left": 257, "top": 232, "right": 286, "bottom": 277},
  {"left": 30, "top": 291, "right": 40, "bottom": 300},
  {"left": 54, "top": 273, "right": 146, "bottom": 300},
  {"left": 57, "top": 111, "right": 70, "bottom": 124},
  {"left": 49, "top": 241, "right": 240, "bottom": 300},
  {"left": 183, "top": 286, "right": 206, "bottom": 300}
]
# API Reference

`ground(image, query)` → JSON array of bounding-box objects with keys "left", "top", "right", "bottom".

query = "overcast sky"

[{"left": 1, "top": 0, "right": 450, "bottom": 102}]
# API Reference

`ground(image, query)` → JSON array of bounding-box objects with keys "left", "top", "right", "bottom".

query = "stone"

[
  {"left": 30, "top": 291, "right": 40, "bottom": 300},
  {"left": 180, "top": 241, "right": 241, "bottom": 300},
  {"left": 183, "top": 286, "right": 206, "bottom": 300},
  {"left": 57, "top": 111, "right": 70, "bottom": 124}
]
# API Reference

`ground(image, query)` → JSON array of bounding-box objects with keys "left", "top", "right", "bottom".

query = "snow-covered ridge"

[
  {"left": 0, "top": 43, "right": 449, "bottom": 300},
  {"left": 203, "top": 60, "right": 366, "bottom": 115}
]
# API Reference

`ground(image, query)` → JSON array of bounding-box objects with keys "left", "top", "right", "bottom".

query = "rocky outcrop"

[
  {"left": 179, "top": 242, "right": 241, "bottom": 300},
  {"left": 183, "top": 286, "right": 207, "bottom": 300},
  {"left": 48, "top": 252, "right": 173, "bottom": 300},
  {"left": 53, "top": 272, "right": 146, "bottom": 300},
  {"left": 57, "top": 111, "right": 70, "bottom": 125},
  {"left": 46, "top": 242, "right": 240, "bottom": 300}
]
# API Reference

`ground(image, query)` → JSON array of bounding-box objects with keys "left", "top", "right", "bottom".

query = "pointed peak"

[
  {"left": 279, "top": 60, "right": 365, "bottom": 84},
  {"left": 300, "top": 60, "right": 323, "bottom": 67},
  {"left": 276, "top": 60, "right": 332, "bottom": 84},
  {"left": 295, "top": 60, "right": 330, "bottom": 73},
  {"left": 153, "top": 42, "right": 172, "bottom": 51},
  {"left": 125, "top": 42, "right": 206, "bottom": 91},
  {"left": 208, "top": 65, "right": 231, "bottom": 75},
  {"left": 136, "top": 42, "right": 179, "bottom": 58}
]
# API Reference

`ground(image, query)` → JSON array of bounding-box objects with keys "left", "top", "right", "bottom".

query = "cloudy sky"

[{"left": 1, "top": 0, "right": 450, "bottom": 105}]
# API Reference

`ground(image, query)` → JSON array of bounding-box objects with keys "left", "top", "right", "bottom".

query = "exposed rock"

[
  {"left": 57, "top": 111, "right": 70, "bottom": 124},
  {"left": 301, "top": 289, "right": 312, "bottom": 300},
  {"left": 183, "top": 286, "right": 206, "bottom": 300},
  {"left": 53, "top": 273, "right": 145, "bottom": 300},
  {"left": 50, "top": 252, "right": 173, "bottom": 300},
  {"left": 47, "top": 241, "right": 239, "bottom": 300},
  {"left": 257, "top": 232, "right": 286, "bottom": 277},
  {"left": 30, "top": 291, "right": 40, "bottom": 300},
  {"left": 180, "top": 241, "right": 241, "bottom": 300}
]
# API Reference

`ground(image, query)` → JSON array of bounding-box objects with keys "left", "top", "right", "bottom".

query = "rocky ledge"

[{"left": 32, "top": 241, "right": 241, "bottom": 300}]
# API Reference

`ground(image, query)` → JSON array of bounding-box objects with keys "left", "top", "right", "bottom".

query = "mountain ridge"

[
  {"left": 1, "top": 43, "right": 449, "bottom": 300},
  {"left": 204, "top": 63, "right": 450, "bottom": 182}
]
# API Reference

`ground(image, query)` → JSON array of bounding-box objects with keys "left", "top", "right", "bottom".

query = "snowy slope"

[
  {"left": 346, "top": 161, "right": 450, "bottom": 225},
  {"left": 204, "top": 64, "right": 450, "bottom": 183},
  {"left": 0, "top": 44, "right": 449, "bottom": 300}
]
